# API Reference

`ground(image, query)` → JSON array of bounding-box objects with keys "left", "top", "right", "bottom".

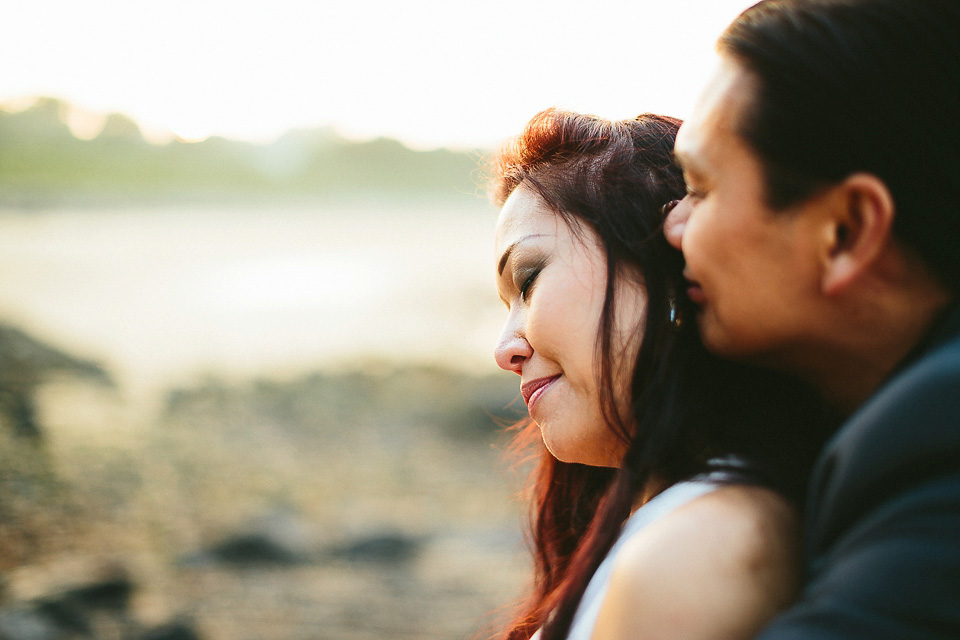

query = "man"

[{"left": 664, "top": 0, "right": 960, "bottom": 637}]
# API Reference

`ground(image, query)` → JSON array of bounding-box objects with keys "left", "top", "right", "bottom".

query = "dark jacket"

[{"left": 756, "top": 307, "right": 960, "bottom": 639}]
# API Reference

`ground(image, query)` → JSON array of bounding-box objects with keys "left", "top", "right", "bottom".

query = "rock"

[
  {"left": 60, "top": 575, "right": 134, "bottom": 612},
  {"left": 0, "top": 607, "right": 59, "bottom": 640},
  {"left": 0, "top": 566, "right": 201, "bottom": 640},
  {"left": 31, "top": 596, "right": 91, "bottom": 635},
  {"left": 203, "top": 532, "right": 305, "bottom": 566},
  {"left": 138, "top": 619, "right": 203, "bottom": 640},
  {"left": 26, "top": 573, "right": 135, "bottom": 636},
  {"left": 328, "top": 531, "right": 422, "bottom": 564},
  {"left": 183, "top": 508, "right": 315, "bottom": 567}
]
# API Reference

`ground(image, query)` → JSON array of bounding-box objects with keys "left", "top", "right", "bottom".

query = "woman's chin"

[{"left": 541, "top": 433, "right": 622, "bottom": 468}]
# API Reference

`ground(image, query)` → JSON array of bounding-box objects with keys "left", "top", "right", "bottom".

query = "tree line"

[{"left": 0, "top": 97, "right": 484, "bottom": 205}]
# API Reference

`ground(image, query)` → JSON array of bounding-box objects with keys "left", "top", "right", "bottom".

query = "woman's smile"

[
  {"left": 494, "top": 185, "right": 646, "bottom": 467},
  {"left": 521, "top": 374, "right": 561, "bottom": 413}
]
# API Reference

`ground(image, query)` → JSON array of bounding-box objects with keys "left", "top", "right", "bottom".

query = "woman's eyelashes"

[
  {"left": 520, "top": 270, "right": 539, "bottom": 300},
  {"left": 515, "top": 257, "right": 547, "bottom": 302}
]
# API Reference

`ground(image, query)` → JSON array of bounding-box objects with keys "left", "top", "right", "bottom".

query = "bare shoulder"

[
  {"left": 614, "top": 484, "right": 800, "bottom": 599},
  {"left": 591, "top": 485, "right": 800, "bottom": 640},
  {"left": 659, "top": 484, "right": 800, "bottom": 560}
]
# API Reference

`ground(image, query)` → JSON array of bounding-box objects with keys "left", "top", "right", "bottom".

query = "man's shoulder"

[
  {"left": 807, "top": 330, "right": 960, "bottom": 552},
  {"left": 835, "top": 329, "right": 960, "bottom": 455}
]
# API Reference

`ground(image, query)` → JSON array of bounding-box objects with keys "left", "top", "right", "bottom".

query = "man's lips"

[
  {"left": 521, "top": 375, "right": 561, "bottom": 410},
  {"left": 686, "top": 282, "right": 706, "bottom": 305},
  {"left": 683, "top": 270, "right": 706, "bottom": 305}
]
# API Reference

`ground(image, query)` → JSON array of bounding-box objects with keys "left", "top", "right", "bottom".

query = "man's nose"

[{"left": 663, "top": 197, "right": 692, "bottom": 250}]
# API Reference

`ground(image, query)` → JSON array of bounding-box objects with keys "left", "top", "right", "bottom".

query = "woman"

[{"left": 489, "top": 109, "right": 834, "bottom": 640}]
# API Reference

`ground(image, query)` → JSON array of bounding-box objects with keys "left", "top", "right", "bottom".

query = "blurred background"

[{"left": 0, "top": 1, "right": 754, "bottom": 639}]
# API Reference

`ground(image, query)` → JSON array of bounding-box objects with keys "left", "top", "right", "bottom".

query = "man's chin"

[
  {"left": 694, "top": 313, "right": 724, "bottom": 352},
  {"left": 697, "top": 315, "right": 755, "bottom": 361}
]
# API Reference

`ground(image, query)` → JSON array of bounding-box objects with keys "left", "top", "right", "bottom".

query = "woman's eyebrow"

[{"left": 498, "top": 234, "right": 547, "bottom": 276}]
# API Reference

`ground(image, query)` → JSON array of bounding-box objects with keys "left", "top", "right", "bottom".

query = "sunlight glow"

[
  {"left": 63, "top": 104, "right": 107, "bottom": 140},
  {"left": 0, "top": 0, "right": 755, "bottom": 150}
]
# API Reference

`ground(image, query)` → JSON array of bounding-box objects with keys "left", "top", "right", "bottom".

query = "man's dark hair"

[{"left": 720, "top": 0, "right": 960, "bottom": 292}]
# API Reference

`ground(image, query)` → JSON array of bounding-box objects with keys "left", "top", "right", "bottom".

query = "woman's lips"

[{"left": 521, "top": 375, "right": 561, "bottom": 412}]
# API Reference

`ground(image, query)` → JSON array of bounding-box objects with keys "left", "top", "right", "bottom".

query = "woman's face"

[{"left": 494, "top": 185, "right": 647, "bottom": 468}]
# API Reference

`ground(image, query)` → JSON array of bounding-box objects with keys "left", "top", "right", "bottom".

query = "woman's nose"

[
  {"left": 495, "top": 321, "right": 532, "bottom": 375},
  {"left": 662, "top": 196, "right": 691, "bottom": 250}
]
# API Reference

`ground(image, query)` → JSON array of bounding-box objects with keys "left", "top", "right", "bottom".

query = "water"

[{"left": 0, "top": 199, "right": 506, "bottom": 394}]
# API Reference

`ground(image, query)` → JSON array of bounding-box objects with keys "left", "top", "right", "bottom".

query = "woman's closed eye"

[{"left": 515, "top": 258, "right": 546, "bottom": 302}]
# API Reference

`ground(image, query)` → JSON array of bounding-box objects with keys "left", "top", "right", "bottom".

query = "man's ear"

[{"left": 821, "top": 172, "right": 895, "bottom": 296}]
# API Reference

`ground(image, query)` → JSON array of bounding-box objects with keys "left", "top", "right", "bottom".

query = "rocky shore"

[{"left": 0, "top": 334, "right": 531, "bottom": 640}]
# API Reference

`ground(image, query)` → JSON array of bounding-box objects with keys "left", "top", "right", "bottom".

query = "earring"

[{"left": 669, "top": 298, "right": 683, "bottom": 329}]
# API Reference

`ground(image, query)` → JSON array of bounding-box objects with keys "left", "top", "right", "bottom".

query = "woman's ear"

[{"left": 821, "top": 173, "right": 895, "bottom": 296}]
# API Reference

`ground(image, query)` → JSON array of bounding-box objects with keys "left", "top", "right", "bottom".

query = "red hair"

[{"left": 485, "top": 109, "right": 835, "bottom": 640}]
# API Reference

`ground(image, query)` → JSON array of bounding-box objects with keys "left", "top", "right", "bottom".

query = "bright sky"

[{"left": 1, "top": 0, "right": 755, "bottom": 150}]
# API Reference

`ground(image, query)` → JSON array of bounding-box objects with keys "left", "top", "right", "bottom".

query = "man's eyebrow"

[
  {"left": 498, "top": 234, "right": 545, "bottom": 276},
  {"left": 673, "top": 148, "right": 707, "bottom": 178}
]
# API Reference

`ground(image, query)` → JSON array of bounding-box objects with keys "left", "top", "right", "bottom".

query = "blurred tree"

[
  {"left": 0, "top": 96, "right": 483, "bottom": 202},
  {"left": 94, "top": 112, "right": 145, "bottom": 144}
]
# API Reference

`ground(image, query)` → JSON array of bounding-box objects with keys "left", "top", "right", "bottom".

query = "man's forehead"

[{"left": 676, "top": 58, "right": 757, "bottom": 169}]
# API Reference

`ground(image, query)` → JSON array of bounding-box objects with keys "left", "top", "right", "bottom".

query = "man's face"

[{"left": 666, "top": 58, "right": 825, "bottom": 368}]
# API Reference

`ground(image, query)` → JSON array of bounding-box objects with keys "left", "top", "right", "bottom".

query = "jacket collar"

[{"left": 894, "top": 301, "right": 960, "bottom": 373}]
